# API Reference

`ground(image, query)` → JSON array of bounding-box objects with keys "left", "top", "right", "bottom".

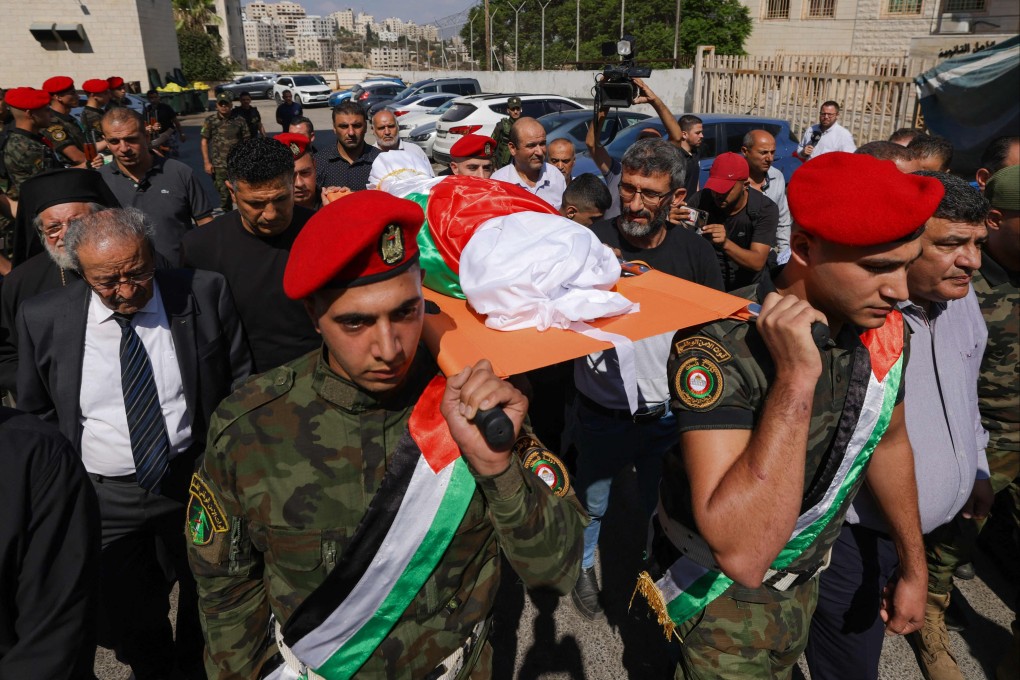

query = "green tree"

[
  {"left": 172, "top": 0, "right": 221, "bottom": 33},
  {"left": 177, "top": 29, "right": 232, "bottom": 81},
  {"left": 460, "top": 0, "right": 750, "bottom": 71}
]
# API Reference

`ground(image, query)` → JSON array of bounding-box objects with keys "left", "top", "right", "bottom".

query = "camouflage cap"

[
  {"left": 507, "top": 96, "right": 522, "bottom": 109},
  {"left": 985, "top": 164, "right": 1020, "bottom": 211},
  {"left": 216, "top": 92, "right": 233, "bottom": 105}
]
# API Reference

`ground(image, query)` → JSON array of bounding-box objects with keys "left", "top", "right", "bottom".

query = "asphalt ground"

[{"left": 95, "top": 99, "right": 1015, "bottom": 679}]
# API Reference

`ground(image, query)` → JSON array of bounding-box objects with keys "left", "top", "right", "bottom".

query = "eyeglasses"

[
  {"left": 39, "top": 222, "right": 72, "bottom": 239},
  {"left": 87, "top": 270, "right": 155, "bottom": 293},
  {"left": 619, "top": 182, "right": 672, "bottom": 206}
]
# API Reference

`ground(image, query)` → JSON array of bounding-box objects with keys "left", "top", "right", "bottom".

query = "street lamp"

[
  {"left": 539, "top": 0, "right": 551, "bottom": 70},
  {"left": 508, "top": 0, "right": 526, "bottom": 71}
]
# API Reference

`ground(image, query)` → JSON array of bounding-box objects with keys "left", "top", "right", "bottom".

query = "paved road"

[{"left": 96, "top": 99, "right": 1015, "bottom": 679}]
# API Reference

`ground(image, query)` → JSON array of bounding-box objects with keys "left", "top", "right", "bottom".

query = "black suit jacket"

[{"left": 15, "top": 269, "right": 253, "bottom": 460}]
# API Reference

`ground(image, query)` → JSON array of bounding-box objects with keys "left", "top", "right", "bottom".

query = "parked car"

[
  {"left": 348, "top": 82, "right": 407, "bottom": 113},
  {"left": 407, "top": 121, "right": 439, "bottom": 160},
  {"left": 368, "top": 77, "right": 481, "bottom": 117},
  {"left": 328, "top": 77, "right": 405, "bottom": 108},
  {"left": 214, "top": 74, "right": 278, "bottom": 99},
  {"left": 599, "top": 113, "right": 801, "bottom": 185},
  {"left": 538, "top": 109, "right": 651, "bottom": 154},
  {"left": 273, "top": 75, "right": 332, "bottom": 107},
  {"left": 397, "top": 98, "right": 458, "bottom": 139},
  {"left": 388, "top": 93, "right": 458, "bottom": 118},
  {"left": 432, "top": 93, "right": 584, "bottom": 164}
]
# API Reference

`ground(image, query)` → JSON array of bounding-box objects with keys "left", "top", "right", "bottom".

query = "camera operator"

[
  {"left": 686, "top": 152, "right": 778, "bottom": 291},
  {"left": 586, "top": 78, "right": 687, "bottom": 222}
]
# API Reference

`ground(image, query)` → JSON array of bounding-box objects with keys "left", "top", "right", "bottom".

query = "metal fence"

[{"left": 692, "top": 46, "right": 936, "bottom": 143}]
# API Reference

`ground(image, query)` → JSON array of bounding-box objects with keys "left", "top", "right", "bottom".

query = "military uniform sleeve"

[
  {"left": 668, "top": 323, "right": 761, "bottom": 433},
  {"left": 187, "top": 416, "right": 275, "bottom": 679},
  {"left": 200, "top": 115, "right": 214, "bottom": 141},
  {"left": 42, "top": 123, "right": 75, "bottom": 155},
  {"left": 5, "top": 139, "right": 47, "bottom": 201},
  {"left": 473, "top": 441, "right": 587, "bottom": 595}
]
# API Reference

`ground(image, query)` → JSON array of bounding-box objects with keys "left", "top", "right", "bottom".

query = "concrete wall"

[{"left": 0, "top": 0, "right": 180, "bottom": 91}]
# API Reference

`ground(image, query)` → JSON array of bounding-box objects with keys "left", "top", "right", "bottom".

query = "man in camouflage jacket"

[
  {"left": 490, "top": 96, "right": 522, "bottom": 169},
  {"left": 201, "top": 94, "right": 250, "bottom": 211},
  {"left": 187, "top": 191, "right": 586, "bottom": 679}
]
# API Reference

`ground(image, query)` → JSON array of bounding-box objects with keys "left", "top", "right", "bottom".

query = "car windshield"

[
  {"left": 292, "top": 75, "right": 323, "bottom": 87},
  {"left": 539, "top": 111, "right": 583, "bottom": 132},
  {"left": 429, "top": 100, "right": 456, "bottom": 115}
]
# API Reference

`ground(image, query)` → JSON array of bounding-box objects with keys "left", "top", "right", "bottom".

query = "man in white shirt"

[
  {"left": 742, "top": 129, "right": 793, "bottom": 252},
  {"left": 16, "top": 207, "right": 251, "bottom": 679},
  {"left": 797, "top": 100, "right": 857, "bottom": 160},
  {"left": 490, "top": 117, "right": 567, "bottom": 209},
  {"left": 372, "top": 109, "right": 431, "bottom": 164}
]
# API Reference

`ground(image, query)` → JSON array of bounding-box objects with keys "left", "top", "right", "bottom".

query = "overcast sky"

[{"left": 256, "top": 1, "right": 474, "bottom": 31}]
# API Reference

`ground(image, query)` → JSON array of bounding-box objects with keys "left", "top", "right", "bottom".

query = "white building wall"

[{"left": 0, "top": 0, "right": 180, "bottom": 90}]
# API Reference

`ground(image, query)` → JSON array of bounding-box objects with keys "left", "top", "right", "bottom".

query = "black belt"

[
  {"left": 579, "top": 394, "right": 670, "bottom": 424},
  {"left": 88, "top": 472, "right": 138, "bottom": 483}
]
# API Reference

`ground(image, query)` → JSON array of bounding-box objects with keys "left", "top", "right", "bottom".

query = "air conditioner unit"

[{"left": 940, "top": 15, "right": 971, "bottom": 33}]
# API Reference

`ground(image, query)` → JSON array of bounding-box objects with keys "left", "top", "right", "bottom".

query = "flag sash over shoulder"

[
  {"left": 273, "top": 375, "right": 475, "bottom": 679},
  {"left": 636, "top": 313, "right": 905, "bottom": 633}
]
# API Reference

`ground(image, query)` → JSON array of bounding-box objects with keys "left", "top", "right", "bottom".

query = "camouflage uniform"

[
  {"left": 200, "top": 111, "right": 250, "bottom": 211},
  {"left": 2, "top": 129, "right": 57, "bottom": 201},
  {"left": 78, "top": 105, "right": 106, "bottom": 140},
  {"left": 42, "top": 109, "right": 86, "bottom": 166},
  {"left": 490, "top": 117, "right": 513, "bottom": 169},
  {"left": 231, "top": 106, "right": 262, "bottom": 138},
  {"left": 187, "top": 348, "right": 586, "bottom": 679},
  {"left": 658, "top": 275, "right": 907, "bottom": 679}
]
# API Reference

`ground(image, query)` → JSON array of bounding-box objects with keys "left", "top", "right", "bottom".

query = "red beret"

[
  {"left": 787, "top": 152, "right": 944, "bottom": 246},
  {"left": 704, "top": 152, "right": 749, "bottom": 193},
  {"left": 3, "top": 87, "right": 51, "bottom": 111},
  {"left": 107, "top": 76, "right": 125, "bottom": 89},
  {"left": 274, "top": 132, "right": 310, "bottom": 158},
  {"left": 82, "top": 79, "right": 109, "bottom": 94},
  {"left": 450, "top": 134, "right": 496, "bottom": 160},
  {"left": 284, "top": 191, "right": 424, "bottom": 299},
  {"left": 41, "top": 76, "right": 74, "bottom": 94}
]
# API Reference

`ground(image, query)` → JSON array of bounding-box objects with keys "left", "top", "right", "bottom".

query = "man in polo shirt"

[
  {"left": 99, "top": 108, "right": 213, "bottom": 263},
  {"left": 490, "top": 117, "right": 566, "bottom": 210},
  {"left": 447, "top": 134, "right": 495, "bottom": 178},
  {"left": 314, "top": 100, "right": 380, "bottom": 193}
]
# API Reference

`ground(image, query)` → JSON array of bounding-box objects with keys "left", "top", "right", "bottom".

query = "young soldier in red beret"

[
  {"left": 448, "top": 133, "right": 496, "bottom": 178},
  {"left": 273, "top": 132, "right": 318, "bottom": 211},
  {"left": 187, "top": 191, "right": 586, "bottom": 679},
  {"left": 41, "top": 76, "right": 87, "bottom": 167},
  {"left": 636, "top": 152, "right": 944, "bottom": 678},
  {"left": 80, "top": 79, "right": 110, "bottom": 143},
  {"left": 106, "top": 76, "right": 129, "bottom": 110},
  {"left": 2, "top": 88, "right": 57, "bottom": 204}
]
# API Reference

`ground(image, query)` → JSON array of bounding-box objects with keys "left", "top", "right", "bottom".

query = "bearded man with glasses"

[
  {"left": 15, "top": 207, "right": 251, "bottom": 679},
  {"left": 568, "top": 138, "right": 724, "bottom": 620}
]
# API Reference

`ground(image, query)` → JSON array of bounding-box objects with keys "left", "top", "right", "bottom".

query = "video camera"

[{"left": 595, "top": 35, "right": 652, "bottom": 109}]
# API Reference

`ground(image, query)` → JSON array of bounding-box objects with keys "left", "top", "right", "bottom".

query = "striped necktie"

[{"left": 113, "top": 313, "right": 170, "bottom": 492}]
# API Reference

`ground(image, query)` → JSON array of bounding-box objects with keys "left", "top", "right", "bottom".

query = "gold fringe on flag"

[{"left": 629, "top": 570, "right": 681, "bottom": 642}]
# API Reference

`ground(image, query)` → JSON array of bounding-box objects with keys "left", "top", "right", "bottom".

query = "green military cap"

[
  {"left": 507, "top": 96, "right": 522, "bottom": 108},
  {"left": 985, "top": 164, "right": 1019, "bottom": 211},
  {"left": 216, "top": 92, "right": 233, "bottom": 105}
]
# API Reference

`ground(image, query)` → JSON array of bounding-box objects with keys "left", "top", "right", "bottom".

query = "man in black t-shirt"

[
  {"left": 180, "top": 137, "right": 319, "bottom": 373},
  {"left": 688, "top": 152, "right": 778, "bottom": 291}
]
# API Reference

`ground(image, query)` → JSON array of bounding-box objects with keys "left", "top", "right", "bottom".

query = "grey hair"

[
  {"left": 621, "top": 138, "right": 687, "bottom": 192},
  {"left": 64, "top": 207, "right": 157, "bottom": 271},
  {"left": 33, "top": 202, "right": 104, "bottom": 244}
]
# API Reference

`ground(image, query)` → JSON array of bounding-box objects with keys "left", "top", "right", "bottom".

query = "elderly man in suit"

[{"left": 16, "top": 207, "right": 252, "bottom": 680}]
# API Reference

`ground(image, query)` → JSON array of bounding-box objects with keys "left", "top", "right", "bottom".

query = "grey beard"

[
  {"left": 45, "top": 242, "right": 74, "bottom": 270},
  {"left": 618, "top": 202, "right": 669, "bottom": 239}
]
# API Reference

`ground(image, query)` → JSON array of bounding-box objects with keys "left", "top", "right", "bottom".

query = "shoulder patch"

[
  {"left": 47, "top": 125, "right": 67, "bottom": 142},
  {"left": 512, "top": 433, "right": 570, "bottom": 497},
  {"left": 674, "top": 355, "right": 725, "bottom": 411},
  {"left": 674, "top": 336, "right": 732, "bottom": 363},
  {"left": 188, "top": 474, "right": 229, "bottom": 545}
]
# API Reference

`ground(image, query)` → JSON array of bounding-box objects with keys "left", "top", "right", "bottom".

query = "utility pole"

[
  {"left": 620, "top": 0, "right": 625, "bottom": 38},
  {"left": 539, "top": 0, "right": 551, "bottom": 70},
  {"left": 470, "top": 13, "right": 475, "bottom": 71},
  {"left": 575, "top": 0, "right": 580, "bottom": 63},
  {"left": 673, "top": 0, "right": 681, "bottom": 67},
  {"left": 484, "top": 0, "right": 491, "bottom": 71},
  {"left": 509, "top": 0, "right": 526, "bottom": 71},
  {"left": 489, "top": 8, "right": 498, "bottom": 71}
]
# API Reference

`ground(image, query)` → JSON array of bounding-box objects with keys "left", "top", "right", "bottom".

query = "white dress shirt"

[
  {"left": 798, "top": 121, "right": 857, "bottom": 159},
  {"left": 79, "top": 281, "right": 192, "bottom": 476},
  {"left": 490, "top": 162, "right": 567, "bottom": 210},
  {"left": 375, "top": 138, "right": 431, "bottom": 165}
]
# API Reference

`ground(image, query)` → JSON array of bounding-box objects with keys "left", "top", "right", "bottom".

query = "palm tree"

[{"left": 172, "top": 0, "right": 222, "bottom": 33}]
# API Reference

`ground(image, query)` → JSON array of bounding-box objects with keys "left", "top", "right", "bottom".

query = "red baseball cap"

[
  {"left": 703, "top": 152, "right": 749, "bottom": 194},
  {"left": 450, "top": 134, "right": 496, "bottom": 160},
  {"left": 41, "top": 76, "right": 75, "bottom": 94},
  {"left": 83, "top": 79, "right": 110, "bottom": 94},
  {"left": 4, "top": 87, "right": 51, "bottom": 111},
  {"left": 284, "top": 191, "right": 424, "bottom": 299},
  {"left": 787, "top": 152, "right": 944, "bottom": 246},
  {"left": 274, "top": 133, "right": 311, "bottom": 158}
]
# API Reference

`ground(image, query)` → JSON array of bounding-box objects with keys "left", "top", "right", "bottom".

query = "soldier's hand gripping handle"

[{"left": 754, "top": 293, "right": 829, "bottom": 383}]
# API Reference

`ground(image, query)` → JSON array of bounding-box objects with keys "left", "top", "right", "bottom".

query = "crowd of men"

[{"left": 0, "top": 73, "right": 1016, "bottom": 680}]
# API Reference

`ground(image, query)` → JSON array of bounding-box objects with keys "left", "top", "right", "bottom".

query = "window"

[
  {"left": 946, "top": 0, "right": 984, "bottom": 9},
  {"left": 806, "top": 0, "right": 836, "bottom": 18},
  {"left": 887, "top": 0, "right": 922, "bottom": 14},
  {"left": 765, "top": 0, "right": 790, "bottom": 19}
]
